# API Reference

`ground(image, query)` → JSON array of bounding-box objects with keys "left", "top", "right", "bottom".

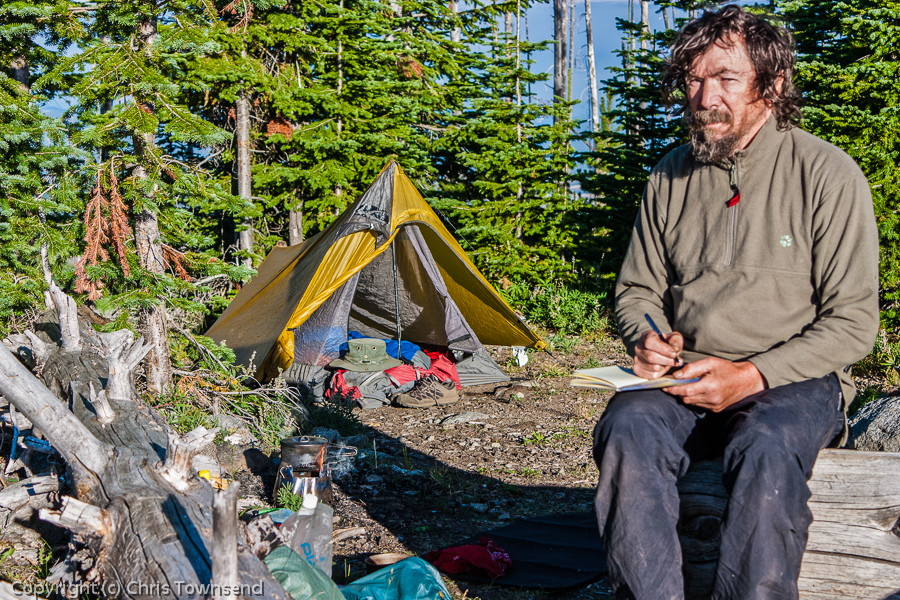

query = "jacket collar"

[{"left": 732, "top": 114, "right": 783, "bottom": 168}]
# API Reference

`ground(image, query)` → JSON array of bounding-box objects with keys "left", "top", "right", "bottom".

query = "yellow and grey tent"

[{"left": 206, "top": 161, "right": 545, "bottom": 381}]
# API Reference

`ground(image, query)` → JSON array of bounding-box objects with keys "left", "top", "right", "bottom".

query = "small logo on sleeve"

[{"left": 780, "top": 234, "right": 793, "bottom": 248}]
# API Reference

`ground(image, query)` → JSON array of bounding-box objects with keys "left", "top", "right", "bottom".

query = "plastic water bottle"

[{"left": 281, "top": 494, "right": 334, "bottom": 577}]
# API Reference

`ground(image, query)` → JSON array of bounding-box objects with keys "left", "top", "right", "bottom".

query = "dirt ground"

[
  {"left": 3, "top": 331, "right": 883, "bottom": 598},
  {"left": 233, "top": 335, "right": 627, "bottom": 600}
]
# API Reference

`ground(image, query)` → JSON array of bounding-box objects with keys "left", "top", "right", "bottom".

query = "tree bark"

[
  {"left": 638, "top": 0, "right": 650, "bottom": 118},
  {"left": 99, "top": 35, "right": 113, "bottom": 163},
  {"left": 553, "top": 0, "right": 568, "bottom": 110},
  {"left": 236, "top": 92, "right": 253, "bottom": 267},
  {"left": 288, "top": 207, "right": 303, "bottom": 245},
  {"left": 568, "top": 0, "right": 575, "bottom": 105},
  {"left": 10, "top": 55, "right": 29, "bottom": 90},
  {"left": 13, "top": 55, "right": 53, "bottom": 310}
]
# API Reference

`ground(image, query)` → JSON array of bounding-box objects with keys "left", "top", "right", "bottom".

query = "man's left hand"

[{"left": 666, "top": 358, "right": 766, "bottom": 412}]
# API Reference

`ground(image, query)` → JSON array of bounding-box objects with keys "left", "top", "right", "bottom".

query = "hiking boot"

[{"left": 393, "top": 376, "right": 458, "bottom": 408}]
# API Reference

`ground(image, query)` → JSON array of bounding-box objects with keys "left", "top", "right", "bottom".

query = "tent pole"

[{"left": 392, "top": 238, "right": 402, "bottom": 353}]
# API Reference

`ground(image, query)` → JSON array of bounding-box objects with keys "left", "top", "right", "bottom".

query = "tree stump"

[
  {"left": 678, "top": 449, "right": 900, "bottom": 600},
  {"left": 0, "top": 285, "right": 288, "bottom": 600}
]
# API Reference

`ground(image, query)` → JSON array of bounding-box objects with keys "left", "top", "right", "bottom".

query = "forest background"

[{"left": 2, "top": 0, "right": 900, "bottom": 408}]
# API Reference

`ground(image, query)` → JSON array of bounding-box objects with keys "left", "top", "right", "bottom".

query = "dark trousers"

[{"left": 592, "top": 375, "right": 844, "bottom": 600}]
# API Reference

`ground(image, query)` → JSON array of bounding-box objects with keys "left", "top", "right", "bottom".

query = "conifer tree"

[
  {"left": 581, "top": 11, "right": 685, "bottom": 281},
  {"left": 433, "top": 19, "right": 585, "bottom": 286},
  {"left": 0, "top": 2, "right": 86, "bottom": 332},
  {"left": 38, "top": 0, "right": 247, "bottom": 391},
  {"left": 778, "top": 0, "right": 900, "bottom": 329},
  {"left": 176, "top": 0, "right": 469, "bottom": 254}
]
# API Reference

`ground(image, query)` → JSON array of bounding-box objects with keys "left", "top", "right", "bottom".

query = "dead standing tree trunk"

[
  {"left": 553, "top": 0, "right": 568, "bottom": 120},
  {"left": 0, "top": 285, "right": 288, "bottom": 600},
  {"left": 236, "top": 57, "right": 254, "bottom": 266}
]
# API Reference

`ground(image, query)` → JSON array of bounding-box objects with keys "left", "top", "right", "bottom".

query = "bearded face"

[
  {"left": 685, "top": 37, "right": 772, "bottom": 164},
  {"left": 689, "top": 109, "right": 741, "bottom": 163}
]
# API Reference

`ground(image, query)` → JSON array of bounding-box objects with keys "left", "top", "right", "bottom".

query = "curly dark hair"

[{"left": 661, "top": 5, "right": 802, "bottom": 129}]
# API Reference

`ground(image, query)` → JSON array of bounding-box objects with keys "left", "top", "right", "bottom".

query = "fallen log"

[
  {"left": 0, "top": 285, "right": 288, "bottom": 600},
  {"left": 678, "top": 449, "right": 900, "bottom": 600}
]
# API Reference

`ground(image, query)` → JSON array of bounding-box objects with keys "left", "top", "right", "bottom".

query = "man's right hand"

[{"left": 633, "top": 329, "right": 684, "bottom": 379}]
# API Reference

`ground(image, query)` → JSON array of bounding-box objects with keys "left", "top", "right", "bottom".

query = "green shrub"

[
  {"left": 277, "top": 485, "right": 305, "bottom": 510},
  {"left": 499, "top": 279, "right": 611, "bottom": 336},
  {"left": 854, "top": 329, "right": 900, "bottom": 384}
]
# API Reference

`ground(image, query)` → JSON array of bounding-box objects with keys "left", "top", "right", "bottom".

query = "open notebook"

[{"left": 570, "top": 365, "right": 700, "bottom": 391}]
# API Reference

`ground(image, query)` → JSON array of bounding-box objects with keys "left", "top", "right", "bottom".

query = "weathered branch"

[
  {"left": 87, "top": 382, "right": 115, "bottom": 424},
  {"left": 212, "top": 481, "right": 240, "bottom": 600},
  {"left": 0, "top": 343, "right": 110, "bottom": 475},
  {"left": 48, "top": 283, "right": 81, "bottom": 353},
  {"left": 24, "top": 331, "right": 52, "bottom": 363},
  {"left": 159, "top": 426, "right": 218, "bottom": 492},
  {"left": 0, "top": 581, "right": 46, "bottom": 600},
  {"left": 334, "top": 526, "right": 367, "bottom": 543},
  {"left": 97, "top": 330, "right": 152, "bottom": 402},
  {"left": 170, "top": 321, "right": 230, "bottom": 374},
  {"left": 0, "top": 474, "right": 59, "bottom": 527},
  {"left": 39, "top": 496, "right": 108, "bottom": 536}
]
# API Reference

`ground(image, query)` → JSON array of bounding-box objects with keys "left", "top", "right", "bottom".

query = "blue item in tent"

[
  {"left": 344, "top": 331, "right": 421, "bottom": 361},
  {"left": 341, "top": 557, "right": 452, "bottom": 600}
]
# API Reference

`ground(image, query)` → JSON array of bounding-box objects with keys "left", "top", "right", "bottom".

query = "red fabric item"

[
  {"left": 426, "top": 537, "right": 512, "bottom": 579},
  {"left": 423, "top": 351, "right": 462, "bottom": 390},
  {"left": 385, "top": 352, "right": 462, "bottom": 391},
  {"left": 384, "top": 364, "right": 419, "bottom": 387},
  {"left": 325, "top": 370, "right": 362, "bottom": 401}
]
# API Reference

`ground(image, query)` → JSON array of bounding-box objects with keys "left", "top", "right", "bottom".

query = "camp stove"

[
  {"left": 274, "top": 437, "right": 360, "bottom": 505},
  {"left": 275, "top": 436, "right": 333, "bottom": 505}
]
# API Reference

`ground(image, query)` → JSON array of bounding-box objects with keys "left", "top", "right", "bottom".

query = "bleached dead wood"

[
  {"left": 48, "top": 283, "right": 81, "bottom": 353},
  {"left": 85, "top": 383, "right": 115, "bottom": 424},
  {"left": 40, "top": 496, "right": 109, "bottom": 536},
  {"left": 0, "top": 475, "right": 59, "bottom": 527},
  {"left": 212, "top": 482, "right": 240, "bottom": 600},
  {"left": 0, "top": 581, "right": 46, "bottom": 600},
  {"left": 677, "top": 449, "right": 900, "bottom": 600},
  {"left": 160, "top": 426, "right": 219, "bottom": 492},
  {"left": 0, "top": 290, "right": 288, "bottom": 600},
  {"left": 97, "top": 330, "right": 152, "bottom": 403}
]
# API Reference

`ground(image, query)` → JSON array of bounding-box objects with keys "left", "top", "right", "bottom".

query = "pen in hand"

[{"left": 644, "top": 313, "right": 684, "bottom": 367}]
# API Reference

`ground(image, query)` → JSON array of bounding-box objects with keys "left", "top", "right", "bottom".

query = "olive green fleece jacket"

[{"left": 615, "top": 116, "right": 879, "bottom": 421}]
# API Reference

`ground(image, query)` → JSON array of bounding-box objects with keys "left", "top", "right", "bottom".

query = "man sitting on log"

[{"left": 592, "top": 6, "right": 879, "bottom": 600}]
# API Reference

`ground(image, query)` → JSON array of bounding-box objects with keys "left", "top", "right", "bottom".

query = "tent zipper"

[{"left": 725, "top": 160, "right": 740, "bottom": 266}]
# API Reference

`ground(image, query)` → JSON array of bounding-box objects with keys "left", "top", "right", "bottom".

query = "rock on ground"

[{"left": 849, "top": 394, "right": 900, "bottom": 452}]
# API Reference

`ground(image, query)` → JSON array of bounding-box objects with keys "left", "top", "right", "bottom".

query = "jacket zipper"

[{"left": 726, "top": 160, "right": 739, "bottom": 266}]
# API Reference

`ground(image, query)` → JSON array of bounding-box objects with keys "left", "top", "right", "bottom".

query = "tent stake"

[{"left": 392, "top": 238, "right": 402, "bottom": 353}]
